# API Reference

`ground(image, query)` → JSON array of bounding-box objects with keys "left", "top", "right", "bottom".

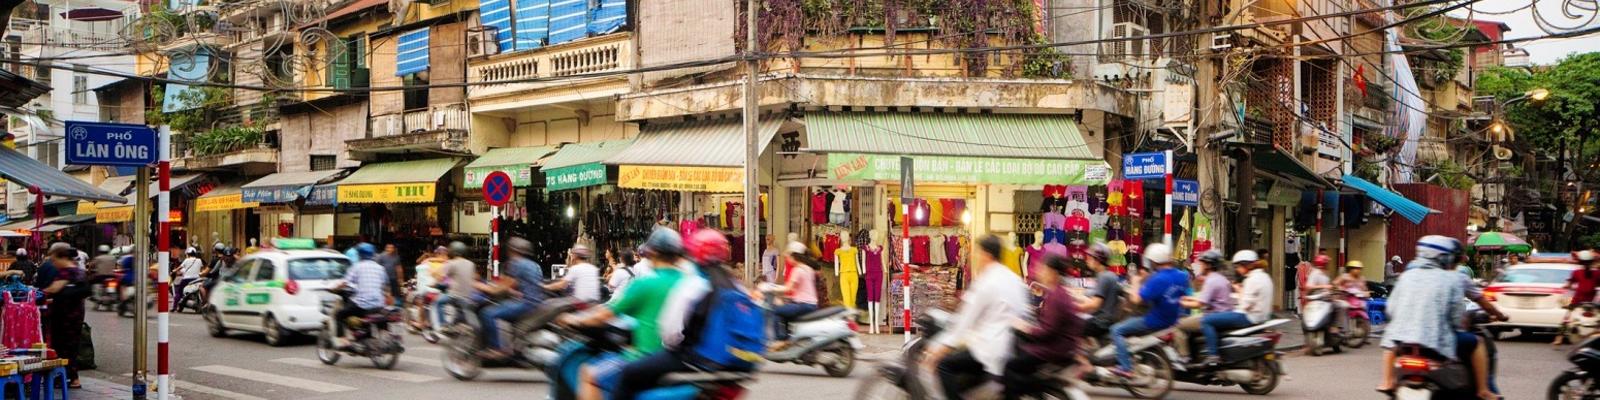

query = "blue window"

[
  {"left": 480, "top": 0, "right": 515, "bottom": 51},
  {"left": 395, "top": 28, "right": 431, "bottom": 76}
]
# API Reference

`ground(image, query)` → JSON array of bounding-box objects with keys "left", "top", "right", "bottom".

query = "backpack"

[
  {"left": 599, "top": 267, "right": 635, "bottom": 303},
  {"left": 681, "top": 287, "right": 767, "bottom": 370}
]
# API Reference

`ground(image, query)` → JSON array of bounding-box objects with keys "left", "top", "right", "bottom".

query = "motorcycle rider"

[
  {"left": 1074, "top": 242, "right": 1122, "bottom": 339},
  {"left": 611, "top": 229, "right": 739, "bottom": 400},
  {"left": 87, "top": 245, "right": 115, "bottom": 277},
  {"left": 475, "top": 237, "right": 545, "bottom": 359},
  {"left": 1176, "top": 250, "right": 1233, "bottom": 361},
  {"left": 1556, "top": 250, "right": 1600, "bottom": 346},
  {"left": 1376, "top": 235, "right": 1495, "bottom": 400},
  {"left": 1004, "top": 253, "right": 1083, "bottom": 400},
  {"left": 171, "top": 249, "right": 204, "bottom": 312},
  {"left": 1194, "top": 250, "right": 1274, "bottom": 366},
  {"left": 923, "top": 234, "right": 1029, "bottom": 400},
  {"left": 433, "top": 242, "right": 481, "bottom": 329},
  {"left": 769, "top": 241, "right": 820, "bottom": 346},
  {"left": 548, "top": 244, "right": 603, "bottom": 302},
  {"left": 1107, "top": 242, "right": 1189, "bottom": 378},
  {"left": 333, "top": 243, "right": 390, "bottom": 349},
  {"left": 1301, "top": 254, "right": 1343, "bottom": 336}
]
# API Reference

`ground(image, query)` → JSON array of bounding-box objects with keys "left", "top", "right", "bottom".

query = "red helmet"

[
  {"left": 1313, "top": 254, "right": 1331, "bottom": 267},
  {"left": 686, "top": 230, "right": 731, "bottom": 265}
]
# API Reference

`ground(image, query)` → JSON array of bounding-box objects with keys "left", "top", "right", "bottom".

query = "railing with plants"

[{"left": 185, "top": 124, "right": 269, "bottom": 157}]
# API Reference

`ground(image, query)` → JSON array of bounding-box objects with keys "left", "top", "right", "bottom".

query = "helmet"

[
  {"left": 213, "top": 242, "right": 226, "bottom": 253},
  {"left": 448, "top": 241, "right": 469, "bottom": 257},
  {"left": 1231, "top": 250, "right": 1260, "bottom": 264},
  {"left": 686, "top": 230, "right": 732, "bottom": 265},
  {"left": 507, "top": 237, "right": 533, "bottom": 257},
  {"left": 97, "top": 245, "right": 110, "bottom": 254},
  {"left": 1197, "top": 249, "right": 1226, "bottom": 267},
  {"left": 186, "top": 248, "right": 200, "bottom": 257},
  {"left": 1312, "top": 255, "right": 1331, "bottom": 267},
  {"left": 568, "top": 244, "right": 594, "bottom": 261},
  {"left": 1346, "top": 260, "right": 1365, "bottom": 269},
  {"left": 1085, "top": 242, "right": 1111, "bottom": 264},
  {"left": 353, "top": 243, "right": 377, "bottom": 260},
  {"left": 1579, "top": 250, "right": 1599, "bottom": 262},
  {"left": 1144, "top": 243, "right": 1174, "bottom": 265},
  {"left": 786, "top": 241, "right": 807, "bottom": 255},
  {"left": 1416, "top": 235, "right": 1463, "bottom": 264},
  {"left": 639, "top": 227, "right": 684, "bottom": 259}
]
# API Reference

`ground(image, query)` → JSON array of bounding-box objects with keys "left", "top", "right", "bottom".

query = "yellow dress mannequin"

[{"left": 835, "top": 231, "right": 860, "bottom": 311}]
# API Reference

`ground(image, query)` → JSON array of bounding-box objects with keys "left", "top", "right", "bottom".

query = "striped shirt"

[{"left": 347, "top": 260, "right": 389, "bottom": 310}]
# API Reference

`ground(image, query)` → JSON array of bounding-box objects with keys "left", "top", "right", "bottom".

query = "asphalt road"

[{"left": 83, "top": 309, "right": 1568, "bottom": 399}]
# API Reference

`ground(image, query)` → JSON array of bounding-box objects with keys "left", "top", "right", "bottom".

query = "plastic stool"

[
  {"left": 27, "top": 367, "right": 67, "bottom": 400},
  {"left": 0, "top": 373, "right": 25, "bottom": 400}
]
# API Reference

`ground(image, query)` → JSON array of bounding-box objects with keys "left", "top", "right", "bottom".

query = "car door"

[
  {"left": 218, "top": 259, "right": 258, "bottom": 327},
  {"left": 241, "top": 258, "right": 279, "bottom": 319}
]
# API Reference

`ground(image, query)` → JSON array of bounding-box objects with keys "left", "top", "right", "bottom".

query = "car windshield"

[
  {"left": 288, "top": 258, "right": 350, "bottom": 280},
  {"left": 1497, "top": 268, "right": 1571, "bottom": 284}
]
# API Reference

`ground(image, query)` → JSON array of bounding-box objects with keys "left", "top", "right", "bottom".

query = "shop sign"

[
  {"left": 242, "top": 186, "right": 307, "bottom": 204},
  {"left": 1122, "top": 151, "right": 1169, "bottom": 180},
  {"left": 76, "top": 201, "right": 98, "bottom": 216},
  {"left": 464, "top": 164, "right": 533, "bottom": 189},
  {"left": 337, "top": 183, "right": 435, "bottom": 203},
  {"left": 1173, "top": 179, "right": 1200, "bottom": 206},
  {"left": 196, "top": 193, "right": 260, "bottom": 212},
  {"left": 827, "top": 153, "right": 1110, "bottom": 186},
  {"left": 96, "top": 206, "right": 133, "bottom": 223},
  {"left": 546, "top": 163, "right": 608, "bottom": 191},
  {"left": 617, "top": 166, "right": 744, "bottom": 192},
  {"left": 305, "top": 185, "right": 338, "bottom": 207},
  {"left": 169, "top": 210, "right": 183, "bottom": 223}
]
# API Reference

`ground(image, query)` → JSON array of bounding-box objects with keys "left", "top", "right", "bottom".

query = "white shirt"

[
  {"left": 606, "top": 262, "right": 652, "bottom": 293},
  {"left": 1306, "top": 269, "right": 1331, "bottom": 288},
  {"left": 935, "top": 262, "right": 1029, "bottom": 375},
  {"left": 179, "top": 257, "right": 204, "bottom": 279},
  {"left": 564, "top": 262, "right": 602, "bottom": 302},
  {"left": 1238, "top": 269, "right": 1274, "bottom": 323},
  {"left": 658, "top": 260, "right": 710, "bottom": 350}
]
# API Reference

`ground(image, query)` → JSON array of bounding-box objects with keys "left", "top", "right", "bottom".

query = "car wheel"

[
  {"left": 263, "top": 315, "right": 290, "bottom": 347},
  {"left": 203, "top": 306, "right": 228, "bottom": 338}
]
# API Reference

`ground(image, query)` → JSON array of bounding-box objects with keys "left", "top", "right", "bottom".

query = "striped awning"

[
  {"left": 804, "top": 112, "right": 1097, "bottom": 160},
  {"left": 606, "top": 117, "right": 783, "bottom": 167},
  {"left": 1343, "top": 175, "right": 1432, "bottom": 224},
  {"left": 395, "top": 28, "right": 431, "bottom": 76},
  {"left": 0, "top": 147, "right": 123, "bottom": 203}
]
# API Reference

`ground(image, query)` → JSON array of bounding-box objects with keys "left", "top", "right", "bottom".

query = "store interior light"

[
  {"left": 565, "top": 205, "right": 575, "bottom": 219},
  {"left": 961, "top": 210, "right": 972, "bottom": 224},
  {"left": 915, "top": 206, "right": 925, "bottom": 220}
]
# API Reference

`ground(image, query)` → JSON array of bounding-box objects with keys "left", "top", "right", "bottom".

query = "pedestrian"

[
  {"left": 39, "top": 245, "right": 89, "bottom": 388},
  {"left": 606, "top": 249, "right": 648, "bottom": 295},
  {"left": 1386, "top": 255, "right": 1405, "bottom": 283},
  {"left": 376, "top": 243, "right": 403, "bottom": 303},
  {"left": 9, "top": 249, "right": 35, "bottom": 282}
]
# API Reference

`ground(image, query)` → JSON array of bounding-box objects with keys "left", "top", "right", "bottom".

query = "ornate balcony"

[
  {"left": 348, "top": 103, "right": 469, "bottom": 155},
  {"left": 468, "top": 33, "right": 634, "bottom": 110}
]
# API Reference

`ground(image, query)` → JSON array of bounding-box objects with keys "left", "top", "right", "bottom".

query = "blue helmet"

[{"left": 353, "top": 243, "right": 377, "bottom": 260}]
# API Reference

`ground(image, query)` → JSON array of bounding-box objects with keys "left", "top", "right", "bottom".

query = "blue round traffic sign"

[{"left": 482, "top": 171, "right": 514, "bottom": 206}]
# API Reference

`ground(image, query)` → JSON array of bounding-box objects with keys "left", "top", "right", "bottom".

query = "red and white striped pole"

[
  {"left": 1162, "top": 150, "right": 1174, "bottom": 245},
  {"left": 901, "top": 201, "right": 911, "bottom": 343},
  {"left": 156, "top": 127, "right": 172, "bottom": 400}
]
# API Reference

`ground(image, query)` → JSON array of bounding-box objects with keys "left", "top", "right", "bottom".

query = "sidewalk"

[{"left": 73, "top": 374, "right": 182, "bottom": 400}]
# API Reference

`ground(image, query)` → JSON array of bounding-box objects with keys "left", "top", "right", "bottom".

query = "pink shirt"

[{"left": 787, "top": 265, "right": 819, "bottom": 305}]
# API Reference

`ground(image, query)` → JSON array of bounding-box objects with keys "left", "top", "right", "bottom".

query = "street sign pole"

[
  {"left": 1164, "top": 150, "right": 1174, "bottom": 245},
  {"left": 132, "top": 167, "right": 150, "bottom": 400},
  {"left": 483, "top": 171, "right": 513, "bottom": 278},
  {"left": 899, "top": 157, "right": 913, "bottom": 343},
  {"left": 156, "top": 126, "right": 172, "bottom": 400}
]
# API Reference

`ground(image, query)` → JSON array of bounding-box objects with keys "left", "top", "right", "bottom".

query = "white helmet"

[
  {"left": 1578, "top": 250, "right": 1598, "bottom": 262},
  {"left": 1231, "top": 250, "right": 1260, "bottom": 264},
  {"left": 1144, "top": 243, "right": 1174, "bottom": 265},
  {"left": 1416, "top": 235, "right": 1463, "bottom": 264}
]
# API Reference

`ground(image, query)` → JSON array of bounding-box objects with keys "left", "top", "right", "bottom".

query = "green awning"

[
  {"left": 463, "top": 146, "right": 558, "bottom": 189},
  {"left": 804, "top": 112, "right": 1097, "bottom": 160},
  {"left": 341, "top": 158, "right": 460, "bottom": 185},
  {"left": 543, "top": 139, "right": 634, "bottom": 170},
  {"left": 605, "top": 117, "right": 784, "bottom": 167}
]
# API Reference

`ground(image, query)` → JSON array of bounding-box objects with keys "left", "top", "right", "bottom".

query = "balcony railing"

[
  {"left": 17, "top": 26, "right": 124, "bottom": 51},
  {"left": 469, "top": 33, "right": 633, "bottom": 99},
  {"left": 369, "top": 103, "right": 468, "bottom": 138}
]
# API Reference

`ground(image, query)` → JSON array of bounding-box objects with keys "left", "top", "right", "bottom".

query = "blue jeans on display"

[
  {"left": 772, "top": 303, "right": 818, "bottom": 340},
  {"left": 1111, "top": 318, "right": 1159, "bottom": 371},
  {"left": 479, "top": 301, "right": 537, "bottom": 350},
  {"left": 1199, "top": 312, "right": 1255, "bottom": 357}
]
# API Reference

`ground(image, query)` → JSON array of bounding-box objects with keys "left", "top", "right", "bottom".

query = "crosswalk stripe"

[
  {"left": 191, "top": 365, "right": 357, "bottom": 393},
  {"left": 402, "top": 354, "right": 444, "bottom": 367},
  {"left": 272, "top": 358, "right": 440, "bottom": 383}
]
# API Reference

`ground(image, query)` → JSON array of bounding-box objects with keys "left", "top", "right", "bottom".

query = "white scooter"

[{"left": 760, "top": 284, "right": 863, "bottom": 377}]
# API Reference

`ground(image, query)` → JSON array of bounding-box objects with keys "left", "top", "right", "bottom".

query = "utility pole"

[
  {"left": 741, "top": 0, "right": 760, "bottom": 283},
  {"left": 132, "top": 166, "right": 150, "bottom": 399}
]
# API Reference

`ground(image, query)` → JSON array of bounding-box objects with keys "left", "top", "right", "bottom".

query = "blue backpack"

[{"left": 683, "top": 287, "right": 767, "bottom": 370}]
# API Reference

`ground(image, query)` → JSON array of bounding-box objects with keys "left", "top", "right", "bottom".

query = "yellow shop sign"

[
  {"left": 617, "top": 166, "right": 744, "bottom": 193},
  {"left": 96, "top": 206, "right": 134, "bottom": 223},
  {"left": 195, "top": 193, "right": 260, "bottom": 212},
  {"left": 337, "top": 183, "right": 436, "bottom": 203}
]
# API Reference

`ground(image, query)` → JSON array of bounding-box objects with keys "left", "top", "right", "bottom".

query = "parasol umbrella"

[
  {"left": 1472, "top": 231, "right": 1532, "bottom": 253},
  {"left": 60, "top": 7, "right": 124, "bottom": 22}
]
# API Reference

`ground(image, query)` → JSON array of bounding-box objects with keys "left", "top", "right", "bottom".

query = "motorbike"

[
  {"left": 852, "top": 309, "right": 1090, "bottom": 400},
  {"left": 173, "top": 277, "right": 208, "bottom": 314},
  {"left": 402, "top": 280, "right": 446, "bottom": 343},
  {"left": 1302, "top": 288, "right": 1362, "bottom": 356},
  {"left": 548, "top": 321, "right": 754, "bottom": 400},
  {"left": 91, "top": 273, "right": 120, "bottom": 312},
  {"left": 1550, "top": 333, "right": 1600, "bottom": 399},
  {"left": 117, "top": 282, "right": 155, "bottom": 318},
  {"left": 1078, "top": 330, "right": 1179, "bottom": 399},
  {"left": 1388, "top": 304, "right": 1499, "bottom": 400},
  {"left": 1169, "top": 318, "right": 1290, "bottom": 395},
  {"left": 315, "top": 286, "right": 406, "bottom": 370},
  {"left": 440, "top": 296, "right": 585, "bottom": 381},
  {"left": 760, "top": 286, "right": 862, "bottom": 378},
  {"left": 1566, "top": 302, "right": 1600, "bottom": 344}
]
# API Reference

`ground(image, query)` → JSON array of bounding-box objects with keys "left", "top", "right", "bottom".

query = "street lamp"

[{"left": 1529, "top": 88, "right": 1551, "bottom": 101}]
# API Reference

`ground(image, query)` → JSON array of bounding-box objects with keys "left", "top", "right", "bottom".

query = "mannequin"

[
  {"left": 1024, "top": 231, "right": 1047, "bottom": 277},
  {"left": 865, "top": 230, "right": 886, "bottom": 334},
  {"left": 835, "top": 231, "right": 860, "bottom": 312},
  {"left": 1002, "top": 232, "right": 1024, "bottom": 277}
]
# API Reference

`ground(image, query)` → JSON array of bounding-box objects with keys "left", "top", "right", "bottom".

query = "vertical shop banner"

[
  {"left": 617, "top": 166, "right": 744, "bottom": 192},
  {"left": 828, "top": 154, "right": 1110, "bottom": 185},
  {"left": 1122, "top": 151, "right": 1168, "bottom": 180},
  {"left": 1173, "top": 179, "right": 1199, "bottom": 206},
  {"left": 545, "top": 163, "right": 608, "bottom": 191}
]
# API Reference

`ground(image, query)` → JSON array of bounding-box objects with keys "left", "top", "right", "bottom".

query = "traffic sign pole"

[
  {"left": 482, "top": 171, "right": 513, "bottom": 278},
  {"left": 156, "top": 126, "right": 172, "bottom": 400}
]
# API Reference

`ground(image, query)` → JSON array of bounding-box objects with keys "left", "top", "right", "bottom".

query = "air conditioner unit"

[
  {"left": 467, "top": 26, "right": 499, "bottom": 58},
  {"left": 1101, "top": 22, "right": 1148, "bottom": 63}
]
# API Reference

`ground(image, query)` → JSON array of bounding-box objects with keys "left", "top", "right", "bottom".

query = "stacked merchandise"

[{"left": 886, "top": 266, "right": 962, "bottom": 329}]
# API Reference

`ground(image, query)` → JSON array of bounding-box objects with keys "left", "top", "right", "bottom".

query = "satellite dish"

[{"left": 1494, "top": 145, "right": 1513, "bottom": 161}]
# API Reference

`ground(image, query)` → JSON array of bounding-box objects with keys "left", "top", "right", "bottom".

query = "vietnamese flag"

[{"left": 1354, "top": 64, "right": 1369, "bottom": 97}]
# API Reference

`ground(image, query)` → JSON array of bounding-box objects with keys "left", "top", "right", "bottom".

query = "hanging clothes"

[
  {"left": 927, "top": 199, "right": 944, "bottom": 227},
  {"left": 812, "top": 191, "right": 829, "bottom": 224},
  {"left": 928, "top": 234, "right": 948, "bottom": 265},
  {"left": 821, "top": 233, "right": 842, "bottom": 262},
  {"left": 911, "top": 235, "right": 932, "bottom": 265},
  {"left": 836, "top": 246, "right": 861, "bottom": 310},
  {"left": 1066, "top": 186, "right": 1089, "bottom": 214},
  {"left": 3, "top": 290, "right": 42, "bottom": 350},
  {"left": 864, "top": 246, "right": 884, "bottom": 303},
  {"left": 946, "top": 235, "right": 963, "bottom": 268},
  {"left": 941, "top": 199, "right": 967, "bottom": 226},
  {"left": 829, "top": 190, "right": 849, "bottom": 225}
]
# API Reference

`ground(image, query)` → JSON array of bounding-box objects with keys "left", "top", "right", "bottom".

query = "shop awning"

[
  {"left": 804, "top": 112, "right": 1097, "bottom": 160},
  {"left": 463, "top": 146, "right": 558, "bottom": 189},
  {"left": 826, "top": 153, "right": 1110, "bottom": 185},
  {"left": 1342, "top": 174, "right": 1432, "bottom": 224},
  {"left": 0, "top": 147, "right": 124, "bottom": 203},
  {"left": 337, "top": 158, "right": 459, "bottom": 204},
  {"left": 542, "top": 139, "right": 634, "bottom": 191},
  {"left": 1239, "top": 143, "right": 1333, "bottom": 188},
  {"left": 606, "top": 117, "right": 784, "bottom": 167},
  {"left": 76, "top": 175, "right": 136, "bottom": 215},
  {"left": 242, "top": 169, "right": 348, "bottom": 203},
  {"left": 1, "top": 214, "right": 93, "bottom": 233},
  {"left": 196, "top": 182, "right": 260, "bottom": 212}
]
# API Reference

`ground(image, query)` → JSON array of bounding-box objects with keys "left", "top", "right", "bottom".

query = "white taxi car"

[
  {"left": 1485, "top": 262, "right": 1581, "bottom": 335},
  {"left": 203, "top": 244, "right": 352, "bottom": 346}
]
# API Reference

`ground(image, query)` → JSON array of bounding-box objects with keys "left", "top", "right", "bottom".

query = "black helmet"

[
  {"left": 1085, "top": 241, "right": 1111, "bottom": 264},
  {"left": 448, "top": 241, "right": 469, "bottom": 257},
  {"left": 1197, "top": 249, "right": 1226, "bottom": 268}
]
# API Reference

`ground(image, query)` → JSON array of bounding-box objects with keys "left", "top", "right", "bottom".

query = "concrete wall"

[
  {"left": 1047, "top": 0, "right": 1100, "bottom": 78},
  {"left": 471, "top": 103, "right": 638, "bottom": 152},
  {"left": 278, "top": 102, "right": 370, "bottom": 172},
  {"left": 428, "top": 21, "right": 468, "bottom": 105},
  {"left": 634, "top": 0, "right": 737, "bottom": 86},
  {"left": 369, "top": 37, "right": 403, "bottom": 115}
]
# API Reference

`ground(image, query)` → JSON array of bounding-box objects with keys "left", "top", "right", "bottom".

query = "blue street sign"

[
  {"left": 65, "top": 121, "right": 158, "bottom": 167},
  {"left": 482, "top": 171, "right": 514, "bottom": 207},
  {"left": 1122, "top": 151, "right": 1168, "bottom": 180},
  {"left": 1173, "top": 179, "right": 1200, "bottom": 206}
]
